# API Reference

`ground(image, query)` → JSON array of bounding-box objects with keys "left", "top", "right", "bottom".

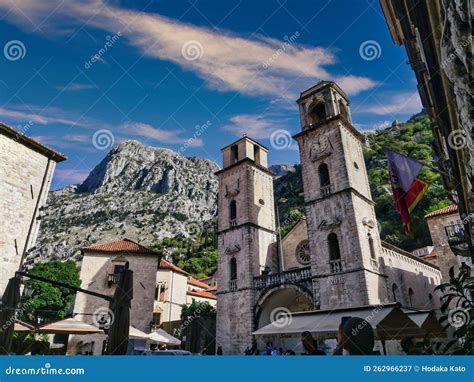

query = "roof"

[
  {"left": 187, "top": 289, "right": 217, "bottom": 300},
  {"left": 381, "top": 241, "right": 440, "bottom": 270},
  {"left": 297, "top": 81, "right": 349, "bottom": 103},
  {"left": 188, "top": 277, "right": 211, "bottom": 289},
  {"left": 36, "top": 317, "right": 103, "bottom": 334},
  {"left": 199, "top": 274, "right": 215, "bottom": 281},
  {"left": 0, "top": 122, "right": 67, "bottom": 162},
  {"left": 220, "top": 135, "right": 269, "bottom": 152},
  {"left": 159, "top": 258, "right": 190, "bottom": 276},
  {"left": 425, "top": 205, "right": 459, "bottom": 218},
  {"left": 82, "top": 238, "right": 158, "bottom": 255}
]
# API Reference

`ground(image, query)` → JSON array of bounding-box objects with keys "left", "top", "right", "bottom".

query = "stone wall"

[
  {"left": 67, "top": 251, "right": 160, "bottom": 355},
  {"left": 0, "top": 134, "right": 57, "bottom": 295}
]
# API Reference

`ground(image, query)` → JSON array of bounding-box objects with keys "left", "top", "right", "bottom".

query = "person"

[
  {"left": 301, "top": 331, "right": 326, "bottom": 355},
  {"left": 342, "top": 317, "right": 374, "bottom": 355},
  {"left": 216, "top": 346, "right": 223, "bottom": 355},
  {"left": 400, "top": 336, "right": 418, "bottom": 355},
  {"left": 285, "top": 349, "right": 296, "bottom": 355},
  {"left": 333, "top": 316, "right": 352, "bottom": 355}
]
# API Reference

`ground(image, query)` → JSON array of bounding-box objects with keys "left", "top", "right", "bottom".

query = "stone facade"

[
  {"left": 216, "top": 82, "right": 443, "bottom": 354},
  {"left": 0, "top": 123, "right": 65, "bottom": 296},
  {"left": 424, "top": 207, "right": 466, "bottom": 283},
  {"left": 68, "top": 244, "right": 160, "bottom": 355}
]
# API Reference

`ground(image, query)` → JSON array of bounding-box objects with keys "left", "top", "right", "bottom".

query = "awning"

[
  {"left": 403, "top": 309, "right": 446, "bottom": 336},
  {"left": 147, "top": 328, "right": 181, "bottom": 345},
  {"left": 35, "top": 318, "right": 104, "bottom": 335},
  {"left": 14, "top": 320, "right": 35, "bottom": 332},
  {"left": 253, "top": 303, "right": 421, "bottom": 340},
  {"left": 129, "top": 326, "right": 149, "bottom": 340}
]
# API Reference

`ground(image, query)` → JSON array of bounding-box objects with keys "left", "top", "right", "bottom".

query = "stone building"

[
  {"left": 380, "top": 0, "right": 473, "bottom": 256},
  {"left": 216, "top": 82, "right": 442, "bottom": 354},
  {"left": 68, "top": 239, "right": 161, "bottom": 355},
  {"left": 68, "top": 238, "right": 216, "bottom": 354},
  {"left": 0, "top": 122, "right": 66, "bottom": 296},
  {"left": 423, "top": 204, "right": 471, "bottom": 282}
]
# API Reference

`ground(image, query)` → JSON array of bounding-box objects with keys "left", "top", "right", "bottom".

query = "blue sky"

[{"left": 0, "top": 0, "right": 422, "bottom": 189}]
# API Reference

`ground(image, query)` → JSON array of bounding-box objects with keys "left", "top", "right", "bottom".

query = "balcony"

[
  {"left": 329, "top": 259, "right": 343, "bottom": 273},
  {"left": 108, "top": 273, "right": 120, "bottom": 287},
  {"left": 230, "top": 219, "right": 237, "bottom": 227},
  {"left": 320, "top": 185, "right": 331, "bottom": 197},
  {"left": 445, "top": 222, "right": 471, "bottom": 256},
  {"left": 229, "top": 279, "right": 237, "bottom": 291},
  {"left": 254, "top": 267, "right": 312, "bottom": 289}
]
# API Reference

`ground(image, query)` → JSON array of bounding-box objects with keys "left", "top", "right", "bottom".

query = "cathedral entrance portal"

[{"left": 254, "top": 285, "right": 314, "bottom": 330}]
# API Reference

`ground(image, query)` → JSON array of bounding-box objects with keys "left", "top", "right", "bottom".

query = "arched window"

[
  {"left": 368, "top": 233, "right": 376, "bottom": 259},
  {"left": 318, "top": 163, "right": 330, "bottom": 187},
  {"left": 230, "top": 144, "right": 238, "bottom": 164},
  {"left": 230, "top": 200, "right": 237, "bottom": 220},
  {"left": 338, "top": 99, "right": 349, "bottom": 120},
  {"left": 230, "top": 258, "right": 237, "bottom": 280},
  {"left": 308, "top": 102, "right": 326, "bottom": 125},
  {"left": 328, "top": 233, "right": 341, "bottom": 261},
  {"left": 408, "top": 288, "right": 415, "bottom": 308},
  {"left": 392, "top": 284, "right": 400, "bottom": 302}
]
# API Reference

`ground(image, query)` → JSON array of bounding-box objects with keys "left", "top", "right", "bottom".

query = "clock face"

[{"left": 312, "top": 136, "right": 329, "bottom": 154}]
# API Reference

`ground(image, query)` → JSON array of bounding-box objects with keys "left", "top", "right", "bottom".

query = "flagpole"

[{"left": 384, "top": 148, "right": 451, "bottom": 177}]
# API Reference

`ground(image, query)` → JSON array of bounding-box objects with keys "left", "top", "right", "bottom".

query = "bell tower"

[
  {"left": 293, "top": 81, "right": 389, "bottom": 309},
  {"left": 215, "top": 136, "right": 277, "bottom": 354}
]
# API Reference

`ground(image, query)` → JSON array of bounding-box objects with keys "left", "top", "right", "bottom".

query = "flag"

[{"left": 386, "top": 149, "right": 429, "bottom": 237}]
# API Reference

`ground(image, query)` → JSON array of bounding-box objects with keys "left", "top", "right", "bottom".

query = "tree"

[{"left": 21, "top": 261, "right": 81, "bottom": 323}]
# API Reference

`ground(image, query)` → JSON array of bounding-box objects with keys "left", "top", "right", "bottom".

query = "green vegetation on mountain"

[{"left": 152, "top": 225, "right": 218, "bottom": 279}]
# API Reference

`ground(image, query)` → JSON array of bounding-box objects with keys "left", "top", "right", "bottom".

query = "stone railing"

[
  {"left": 329, "top": 259, "right": 343, "bottom": 273},
  {"left": 320, "top": 185, "right": 331, "bottom": 197},
  {"left": 230, "top": 219, "right": 237, "bottom": 227},
  {"left": 108, "top": 273, "right": 120, "bottom": 287},
  {"left": 229, "top": 279, "right": 237, "bottom": 291},
  {"left": 254, "top": 267, "right": 312, "bottom": 289}
]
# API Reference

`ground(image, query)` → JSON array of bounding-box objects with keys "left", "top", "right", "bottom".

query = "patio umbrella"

[
  {"left": 0, "top": 276, "right": 21, "bottom": 354},
  {"left": 147, "top": 328, "right": 181, "bottom": 346},
  {"left": 35, "top": 317, "right": 103, "bottom": 335},
  {"left": 107, "top": 263, "right": 133, "bottom": 355},
  {"left": 14, "top": 320, "right": 35, "bottom": 333},
  {"left": 129, "top": 326, "right": 149, "bottom": 340}
]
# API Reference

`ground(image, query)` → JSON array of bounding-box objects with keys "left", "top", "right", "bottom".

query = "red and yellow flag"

[{"left": 386, "top": 150, "right": 429, "bottom": 238}]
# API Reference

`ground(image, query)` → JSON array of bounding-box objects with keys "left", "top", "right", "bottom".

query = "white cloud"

[
  {"left": 56, "top": 83, "right": 97, "bottom": 92},
  {"left": 0, "top": 0, "right": 377, "bottom": 98},
  {"left": 119, "top": 121, "right": 203, "bottom": 146},
  {"left": 0, "top": 104, "right": 87, "bottom": 126},
  {"left": 223, "top": 114, "right": 289, "bottom": 139},
  {"left": 359, "top": 92, "right": 423, "bottom": 115}
]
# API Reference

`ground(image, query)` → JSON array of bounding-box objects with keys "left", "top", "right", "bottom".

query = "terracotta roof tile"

[
  {"left": 82, "top": 238, "right": 158, "bottom": 255},
  {"left": 188, "top": 277, "right": 211, "bottom": 289},
  {"left": 425, "top": 205, "right": 458, "bottom": 218},
  {"left": 159, "top": 258, "right": 190, "bottom": 276},
  {"left": 187, "top": 289, "right": 217, "bottom": 300}
]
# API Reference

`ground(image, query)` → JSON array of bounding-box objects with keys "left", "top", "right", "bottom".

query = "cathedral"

[{"left": 215, "top": 81, "right": 442, "bottom": 354}]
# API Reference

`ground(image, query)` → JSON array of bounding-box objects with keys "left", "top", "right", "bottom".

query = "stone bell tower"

[
  {"left": 215, "top": 136, "right": 277, "bottom": 355},
  {"left": 293, "top": 81, "right": 389, "bottom": 309}
]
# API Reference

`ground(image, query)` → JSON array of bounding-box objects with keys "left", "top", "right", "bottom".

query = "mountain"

[
  {"left": 269, "top": 164, "right": 297, "bottom": 177},
  {"left": 26, "top": 140, "right": 219, "bottom": 266}
]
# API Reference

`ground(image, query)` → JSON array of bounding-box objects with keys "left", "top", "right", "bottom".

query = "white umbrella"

[
  {"left": 147, "top": 329, "right": 181, "bottom": 346},
  {"left": 36, "top": 318, "right": 103, "bottom": 335},
  {"left": 129, "top": 326, "right": 149, "bottom": 340}
]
